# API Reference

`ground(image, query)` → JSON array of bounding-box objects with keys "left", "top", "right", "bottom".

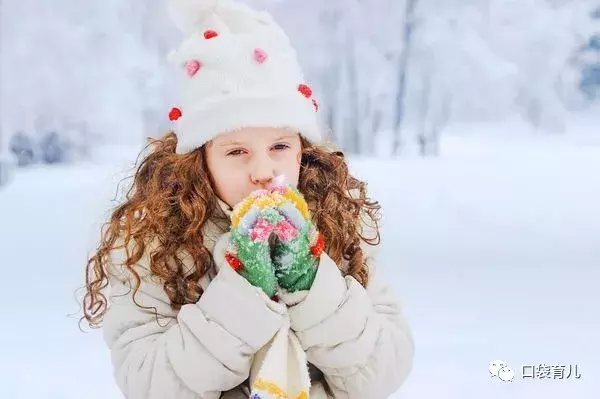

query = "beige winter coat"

[{"left": 102, "top": 200, "right": 415, "bottom": 399}]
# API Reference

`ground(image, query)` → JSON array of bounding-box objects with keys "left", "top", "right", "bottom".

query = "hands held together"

[{"left": 224, "top": 184, "right": 325, "bottom": 299}]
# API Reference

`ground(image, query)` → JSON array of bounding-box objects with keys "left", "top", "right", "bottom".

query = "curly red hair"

[{"left": 82, "top": 132, "right": 381, "bottom": 328}]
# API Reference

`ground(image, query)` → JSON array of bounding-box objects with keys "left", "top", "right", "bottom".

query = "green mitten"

[
  {"left": 224, "top": 190, "right": 285, "bottom": 298},
  {"left": 269, "top": 185, "right": 325, "bottom": 293}
]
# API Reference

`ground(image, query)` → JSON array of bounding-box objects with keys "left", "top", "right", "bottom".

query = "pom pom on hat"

[
  {"left": 203, "top": 29, "right": 219, "bottom": 39},
  {"left": 168, "top": 0, "right": 218, "bottom": 34},
  {"left": 169, "top": 107, "right": 183, "bottom": 121},
  {"left": 297, "top": 84, "right": 312, "bottom": 98}
]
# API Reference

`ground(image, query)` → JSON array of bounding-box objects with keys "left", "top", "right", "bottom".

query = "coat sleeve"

[
  {"left": 102, "top": 236, "right": 286, "bottom": 399},
  {"left": 280, "top": 223, "right": 415, "bottom": 399}
]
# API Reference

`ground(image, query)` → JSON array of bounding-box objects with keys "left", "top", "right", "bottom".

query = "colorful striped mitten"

[
  {"left": 269, "top": 185, "right": 325, "bottom": 293},
  {"left": 224, "top": 190, "right": 284, "bottom": 298}
]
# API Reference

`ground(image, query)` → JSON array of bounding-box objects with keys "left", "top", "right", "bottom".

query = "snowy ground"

[{"left": 0, "top": 132, "right": 599, "bottom": 398}]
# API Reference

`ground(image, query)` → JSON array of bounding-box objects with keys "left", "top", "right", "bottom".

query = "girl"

[{"left": 82, "top": 0, "right": 414, "bottom": 398}]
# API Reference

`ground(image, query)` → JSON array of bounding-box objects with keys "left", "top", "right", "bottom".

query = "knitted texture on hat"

[{"left": 167, "top": 0, "right": 322, "bottom": 153}]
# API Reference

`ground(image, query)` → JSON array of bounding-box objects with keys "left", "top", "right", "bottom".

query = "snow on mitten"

[
  {"left": 225, "top": 190, "right": 285, "bottom": 298},
  {"left": 269, "top": 185, "right": 325, "bottom": 293}
]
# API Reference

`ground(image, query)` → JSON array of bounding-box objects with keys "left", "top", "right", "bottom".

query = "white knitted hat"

[{"left": 166, "top": 0, "right": 322, "bottom": 154}]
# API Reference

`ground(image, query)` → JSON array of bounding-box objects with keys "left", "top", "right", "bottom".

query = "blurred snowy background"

[{"left": 0, "top": 0, "right": 599, "bottom": 398}]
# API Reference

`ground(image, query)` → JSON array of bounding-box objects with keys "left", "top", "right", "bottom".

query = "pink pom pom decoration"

[
  {"left": 254, "top": 48, "right": 269, "bottom": 63},
  {"left": 185, "top": 60, "right": 201, "bottom": 77}
]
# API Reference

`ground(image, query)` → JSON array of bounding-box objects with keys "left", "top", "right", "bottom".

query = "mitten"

[
  {"left": 224, "top": 190, "right": 285, "bottom": 298},
  {"left": 269, "top": 185, "right": 325, "bottom": 293}
]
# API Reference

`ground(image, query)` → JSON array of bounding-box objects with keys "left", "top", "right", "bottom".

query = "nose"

[{"left": 250, "top": 158, "right": 275, "bottom": 187}]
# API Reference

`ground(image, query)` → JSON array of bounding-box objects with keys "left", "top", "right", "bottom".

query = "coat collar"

[{"left": 216, "top": 196, "right": 233, "bottom": 219}]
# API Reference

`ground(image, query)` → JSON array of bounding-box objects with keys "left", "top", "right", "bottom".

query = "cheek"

[
  {"left": 214, "top": 167, "right": 245, "bottom": 189},
  {"left": 207, "top": 151, "right": 240, "bottom": 204},
  {"left": 212, "top": 169, "right": 248, "bottom": 205},
  {"left": 283, "top": 150, "right": 302, "bottom": 184}
]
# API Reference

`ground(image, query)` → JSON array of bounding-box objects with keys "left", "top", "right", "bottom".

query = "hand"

[
  {"left": 269, "top": 185, "right": 324, "bottom": 293},
  {"left": 224, "top": 190, "right": 285, "bottom": 298}
]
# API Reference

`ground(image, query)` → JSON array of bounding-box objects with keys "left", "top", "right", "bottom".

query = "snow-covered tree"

[
  {"left": 0, "top": 0, "right": 597, "bottom": 158},
  {"left": 577, "top": 5, "right": 600, "bottom": 102},
  {"left": 9, "top": 131, "right": 35, "bottom": 167}
]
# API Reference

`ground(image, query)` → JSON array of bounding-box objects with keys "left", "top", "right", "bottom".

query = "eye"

[
  {"left": 272, "top": 143, "right": 290, "bottom": 151},
  {"left": 226, "top": 149, "right": 246, "bottom": 156}
]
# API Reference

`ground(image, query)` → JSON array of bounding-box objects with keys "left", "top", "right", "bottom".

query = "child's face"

[{"left": 205, "top": 127, "right": 302, "bottom": 207}]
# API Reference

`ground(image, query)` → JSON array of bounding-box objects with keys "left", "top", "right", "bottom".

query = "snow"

[
  {"left": 351, "top": 133, "right": 600, "bottom": 398},
  {"left": 2, "top": 0, "right": 597, "bottom": 153},
  {"left": 0, "top": 131, "right": 599, "bottom": 398}
]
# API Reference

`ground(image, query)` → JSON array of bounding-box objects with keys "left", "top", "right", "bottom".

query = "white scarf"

[
  {"left": 248, "top": 315, "right": 311, "bottom": 399},
  {"left": 213, "top": 198, "right": 312, "bottom": 398}
]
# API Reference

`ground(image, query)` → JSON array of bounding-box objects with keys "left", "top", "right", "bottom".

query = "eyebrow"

[
  {"left": 273, "top": 134, "right": 297, "bottom": 141},
  {"left": 219, "top": 140, "right": 244, "bottom": 147},
  {"left": 218, "top": 134, "right": 297, "bottom": 147}
]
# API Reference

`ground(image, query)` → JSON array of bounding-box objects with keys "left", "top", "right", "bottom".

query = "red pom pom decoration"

[
  {"left": 225, "top": 252, "right": 243, "bottom": 271},
  {"left": 204, "top": 30, "right": 219, "bottom": 39},
  {"left": 297, "top": 83, "right": 312, "bottom": 98},
  {"left": 310, "top": 232, "right": 325, "bottom": 257},
  {"left": 312, "top": 98, "right": 319, "bottom": 111},
  {"left": 169, "top": 107, "right": 182, "bottom": 121}
]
